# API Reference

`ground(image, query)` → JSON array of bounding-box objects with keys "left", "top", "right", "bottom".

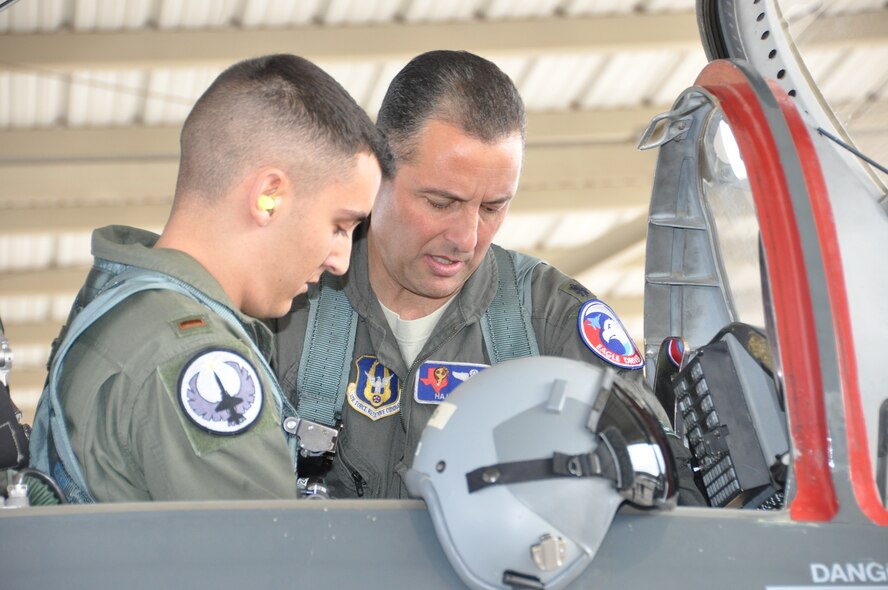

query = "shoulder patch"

[
  {"left": 347, "top": 355, "right": 400, "bottom": 421},
  {"left": 577, "top": 299, "right": 644, "bottom": 370},
  {"left": 559, "top": 280, "right": 594, "bottom": 303},
  {"left": 415, "top": 360, "right": 488, "bottom": 404},
  {"left": 177, "top": 348, "right": 264, "bottom": 435}
]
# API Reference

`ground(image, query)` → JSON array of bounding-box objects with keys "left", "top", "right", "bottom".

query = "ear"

[{"left": 247, "top": 168, "right": 288, "bottom": 226}]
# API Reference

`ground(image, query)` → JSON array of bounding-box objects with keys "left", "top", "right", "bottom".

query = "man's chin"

[
  {"left": 415, "top": 276, "right": 466, "bottom": 301},
  {"left": 250, "top": 297, "right": 298, "bottom": 320}
]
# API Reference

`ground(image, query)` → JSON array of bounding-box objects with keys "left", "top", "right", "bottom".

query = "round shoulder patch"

[
  {"left": 577, "top": 299, "right": 644, "bottom": 370},
  {"left": 177, "top": 348, "right": 264, "bottom": 435}
]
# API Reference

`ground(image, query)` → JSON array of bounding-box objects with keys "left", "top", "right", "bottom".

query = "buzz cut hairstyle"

[
  {"left": 376, "top": 50, "right": 526, "bottom": 166},
  {"left": 175, "top": 54, "right": 393, "bottom": 201}
]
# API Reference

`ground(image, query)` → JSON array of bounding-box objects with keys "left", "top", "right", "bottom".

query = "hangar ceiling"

[{"left": 1, "top": 0, "right": 886, "bottom": 422}]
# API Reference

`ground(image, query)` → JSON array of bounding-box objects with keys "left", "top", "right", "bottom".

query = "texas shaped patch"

[{"left": 415, "top": 360, "right": 489, "bottom": 404}]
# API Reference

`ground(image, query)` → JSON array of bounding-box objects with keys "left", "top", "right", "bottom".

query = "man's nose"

[
  {"left": 325, "top": 237, "right": 352, "bottom": 276},
  {"left": 444, "top": 207, "right": 480, "bottom": 252}
]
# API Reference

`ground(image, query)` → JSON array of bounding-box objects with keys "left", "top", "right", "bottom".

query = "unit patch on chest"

[
  {"left": 415, "top": 360, "right": 489, "bottom": 404},
  {"left": 347, "top": 355, "right": 400, "bottom": 421}
]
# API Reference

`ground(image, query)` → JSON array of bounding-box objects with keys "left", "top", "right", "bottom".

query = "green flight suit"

[
  {"left": 271, "top": 226, "right": 705, "bottom": 503},
  {"left": 59, "top": 225, "right": 295, "bottom": 501}
]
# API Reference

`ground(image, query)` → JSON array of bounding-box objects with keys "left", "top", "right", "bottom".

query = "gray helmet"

[{"left": 405, "top": 356, "right": 678, "bottom": 590}]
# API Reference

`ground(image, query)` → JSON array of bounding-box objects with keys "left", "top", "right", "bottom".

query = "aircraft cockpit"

[{"left": 639, "top": 73, "right": 794, "bottom": 511}]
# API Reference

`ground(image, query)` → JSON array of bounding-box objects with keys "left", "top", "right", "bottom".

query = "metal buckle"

[{"left": 282, "top": 417, "right": 340, "bottom": 457}]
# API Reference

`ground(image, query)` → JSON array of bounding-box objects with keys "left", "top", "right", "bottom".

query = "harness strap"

[
  {"left": 31, "top": 262, "right": 296, "bottom": 503},
  {"left": 481, "top": 245, "right": 542, "bottom": 364},
  {"left": 296, "top": 274, "right": 358, "bottom": 429},
  {"left": 294, "top": 246, "right": 545, "bottom": 432}
]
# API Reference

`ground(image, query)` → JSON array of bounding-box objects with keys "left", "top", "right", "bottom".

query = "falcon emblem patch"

[
  {"left": 415, "top": 360, "right": 488, "bottom": 404},
  {"left": 347, "top": 355, "right": 400, "bottom": 421},
  {"left": 578, "top": 299, "right": 644, "bottom": 370},
  {"left": 177, "top": 349, "right": 263, "bottom": 435}
]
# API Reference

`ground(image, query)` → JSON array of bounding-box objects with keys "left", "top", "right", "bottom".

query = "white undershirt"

[{"left": 379, "top": 298, "right": 455, "bottom": 367}]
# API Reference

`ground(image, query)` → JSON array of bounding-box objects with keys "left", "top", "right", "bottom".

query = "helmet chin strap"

[{"left": 465, "top": 426, "right": 634, "bottom": 494}]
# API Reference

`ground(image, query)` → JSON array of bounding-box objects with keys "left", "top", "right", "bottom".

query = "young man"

[
  {"left": 273, "top": 51, "right": 701, "bottom": 504},
  {"left": 29, "top": 54, "right": 391, "bottom": 502}
]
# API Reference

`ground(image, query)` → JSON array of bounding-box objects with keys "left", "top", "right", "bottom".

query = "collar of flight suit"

[
  {"left": 338, "top": 222, "right": 501, "bottom": 374},
  {"left": 90, "top": 225, "right": 275, "bottom": 357}
]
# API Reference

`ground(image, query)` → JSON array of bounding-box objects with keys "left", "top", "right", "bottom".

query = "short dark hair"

[
  {"left": 377, "top": 50, "right": 525, "bottom": 165},
  {"left": 176, "top": 54, "right": 392, "bottom": 199}
]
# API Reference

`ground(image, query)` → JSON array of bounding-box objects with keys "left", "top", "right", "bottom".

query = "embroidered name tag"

[
  {"left": 414, "top": 360, "right": 489, "bottom": 404},
  {"left": 347, "top": 355, "right": 400, "bottom": 421}
]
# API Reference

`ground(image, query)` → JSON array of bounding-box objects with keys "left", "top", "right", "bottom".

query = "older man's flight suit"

[
  {"left": 273, "top": 228, "right": 698, "bottom": 502},
  {"left": 31, "top": 226, "right": 296, "bottom": 502}
]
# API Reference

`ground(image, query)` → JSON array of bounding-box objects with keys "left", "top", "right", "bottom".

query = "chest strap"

[
  {"left": 481, "top": 245, "right": 541, "bottom": 363},
  {"left": 294, "top": 273, "right": 359, "bottom": 455},
  {"left": 295, "top": 245, "right": 543, "bottom": 432}
]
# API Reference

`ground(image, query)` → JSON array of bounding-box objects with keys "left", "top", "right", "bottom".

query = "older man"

[{"left": 273, "top": 50, "right": 701, "bottom": 504}]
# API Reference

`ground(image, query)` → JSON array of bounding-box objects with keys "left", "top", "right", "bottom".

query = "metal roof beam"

[
  {"left": 0, "top": 126, "right": 181, "bottom": 162},
  {"left": 0, "top": 108, "right": 665, "bottom": 162},
  {"left": 526, "top": 215, "right": 648, "bottom": 276},
  {"left": 5, "top": 322, "right": 60, "bottom": 349},
  {"left": 1, "top": 10, "right": 883, "bottom": 73},
  {"left": 0, "top": 13, "right": 701, "bottom": 71},
  {"left": 0, "top": 267, "right": 87, "bottom": 296},
  {"left": 0, "top": 160, "right": 177, "bottom": 205},
  {"left": 0, "top": 210, "right": 654, "bottom": 305},
  {"left": 0, "top": 203, "right": 170, "bottom": 233},
  {"left": 0, "top": 141, "right": 657, "bottom": 210},
  {"left": 797, "top": 10, "right": 888, "bottom": 49},
  {"left": 0, "top": 182, "right": 651, "bottom": 237}
]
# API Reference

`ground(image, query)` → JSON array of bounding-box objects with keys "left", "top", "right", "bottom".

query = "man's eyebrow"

[
  {"left": 419, "top": 188, "right": 466, "bottom": 201},
  {"left": 336, "top": 209, "right": 370, "bottom": 223},
  {"left": 484, "top": 195, "right": 513, "bottom": 206},
  {"left": 420, "top": 188, "right": 513, "bottom": 205}
]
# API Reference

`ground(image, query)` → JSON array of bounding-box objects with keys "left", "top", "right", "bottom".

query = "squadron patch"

[
  {"left": 177, "top": 348, "right": 263, "bottom": 435},
  {"left": 347, "top": 355, "right": 400, "bottom": 421},
  {"left": 415, "top": 360, "right": 489, "bottom": 404},
  {"left": 577, "top": 299, "right": 644, "bottom": 370}
]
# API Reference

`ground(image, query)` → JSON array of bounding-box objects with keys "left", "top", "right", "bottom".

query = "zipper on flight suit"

[
  {"left": 351, "top": 471, "right": 365, "bottom": 497},
  {"left": 335, "top": 434, "right": 373, "bottom": 498},
  {"left": 396, "top": 321, "right": 472, "bottom": 495}
]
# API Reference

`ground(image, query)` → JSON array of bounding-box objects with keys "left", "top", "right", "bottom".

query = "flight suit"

[
  {"left": 272, "top": 227, "right": 695, "bottom": 501},
  {"left": 49, "top": 225, "right": 296, "bottom": 502}
]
